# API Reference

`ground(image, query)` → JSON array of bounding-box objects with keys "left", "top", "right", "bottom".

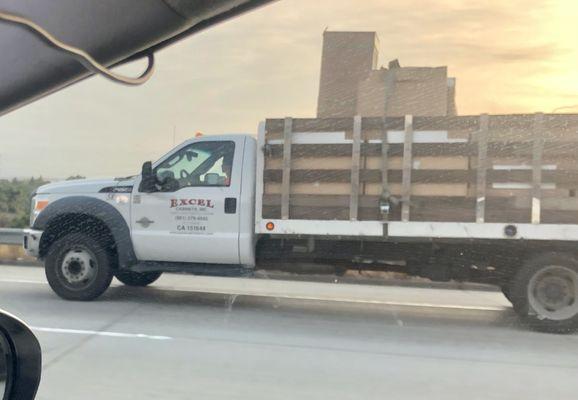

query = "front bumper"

[{"left": 22, "top": 229, "right": 43, "bottom": 258}]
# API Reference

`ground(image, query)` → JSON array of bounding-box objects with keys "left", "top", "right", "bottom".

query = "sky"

[{"left": 1, "top": 0, "right": 578, "bottom": 179}]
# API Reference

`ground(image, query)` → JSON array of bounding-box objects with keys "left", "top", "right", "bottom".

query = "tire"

[
  {"left": 44, "top": 233, "right": 113, "bottom": 301},
  {"left": 501, "top": 285, "right": 512, "bottom": 302},
  {"left": 115, "top": 270, "right": 162, "bottom": 287},
  {"left": 501, "top": 283, "right": 525, "bottom": 313},
  {"left": 510, "top": 253, "right": 578, "bottom": 334}
]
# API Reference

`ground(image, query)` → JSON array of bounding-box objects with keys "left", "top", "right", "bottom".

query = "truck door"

[{"left": 130, "top": 137, "right": 244, "bottom": 264}]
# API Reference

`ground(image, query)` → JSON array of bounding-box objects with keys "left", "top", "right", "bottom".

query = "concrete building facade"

[
  {"left": 316, "top": 31, "right": 457, "bottom": 118},
  {"left": 316, "top": 31, "right": 379, "bottom": 118}
]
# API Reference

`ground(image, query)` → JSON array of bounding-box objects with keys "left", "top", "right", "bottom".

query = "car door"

[{"left": 131, "top": 136, "right": 244, "bottom": 264}]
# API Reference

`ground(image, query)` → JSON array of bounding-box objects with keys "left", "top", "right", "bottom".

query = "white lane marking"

[
  {"left": 0, "top": 278, "right": 46, "bottom": 284},
  {"left": 31, "top": 326, "right": 172, "bottom": 341},
  {"left": 153, "top": 285, "right": 509, "bottom": 311},
  {"left": 374, "top": 301, "right": 506, "bottom": 311},
  {"left": 0, "top": 278, "right": 122, "bottom": 286},
  {"left": 0, "top": 277, "right": 508, "bottom": 312}
]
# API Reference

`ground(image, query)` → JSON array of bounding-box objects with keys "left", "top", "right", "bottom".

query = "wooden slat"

[
  {"left": 262, "top": 204, "right": 578, "bottom": 224},
  {"left": 264, "top": 194, "right": 471, "bottom": 207},
  {"left": 281, "top": 117, "right": 293, "bottom": 220},
  {"left": 350, "top": 115, "right": 362, "bottom": 220},
  {"left": 265, "top": 182, "right": 469, "bottom": 197},
  {"left": 265, "top": 114, "right": 578, "bottom": 139},
  {"left": 401, "top": 115, "right": 414, "bottom": 222},
  {"left": 532, "top": 113, "right": 545, "bottom": 224},
  {"left": 269, "top": 143, "right": 475, "bottom": 158},
  {"left": 265, "top": 117, "right": 405, "bottom": 135},
  {"left": 267, "top": 141, "right": 578, "bottom": 158},
  {"left": 264, "top": 194, "right": 578, "bottom": 211},
  {"left": 262, "top": 194, "right": 578, "bottom": 224},
  {"left": 476, "top": 114, "right": 489, "bottom": 223},
  {"left": 264, "top": 194, "right": 380, "bottom": 208},
  {"left": 264, "top": 168, "right": 578, "bottom": 185},
  {"left": 514, "top": 196, "right": 578, "bottom": 211}
]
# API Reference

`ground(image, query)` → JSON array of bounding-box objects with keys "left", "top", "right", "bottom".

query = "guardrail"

[{"left": 0, "top": 228, "right": 24, "bottom": 245}]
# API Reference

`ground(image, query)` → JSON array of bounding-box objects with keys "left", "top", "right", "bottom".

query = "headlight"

[{"left": 30, "top": 197, "right": 49, "bottom": 227}]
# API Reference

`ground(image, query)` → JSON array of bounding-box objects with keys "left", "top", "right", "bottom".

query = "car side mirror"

[
  {"left": 139, "top": 161, "right": 156, "bottom": 193},
  {"left": 204, "top": 173, "right": 220, "bottom": 185},
  {"left": 0, "top": 310, "right": 42, "bottom": 400}
]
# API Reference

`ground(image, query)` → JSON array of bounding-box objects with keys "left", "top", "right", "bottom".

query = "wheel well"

[{"left": 39, "top": 214, "right": 117, "bottom": 264}]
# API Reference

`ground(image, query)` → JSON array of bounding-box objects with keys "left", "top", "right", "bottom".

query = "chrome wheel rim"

[{"left": 528, "top": 265, "right": 578, "bottom": 321}]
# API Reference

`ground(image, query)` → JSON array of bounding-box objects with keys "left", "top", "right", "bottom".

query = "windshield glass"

[
  {"left": 155, "top": 141, "right": 235, "bottom": 187},
  {"left": 1, "top": 1, "right": 578, "bottom": 400}
]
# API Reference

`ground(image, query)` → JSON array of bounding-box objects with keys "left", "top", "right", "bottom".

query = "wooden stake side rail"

[{"left": 260, "top": 113, "right": 578, "bottom": 226}]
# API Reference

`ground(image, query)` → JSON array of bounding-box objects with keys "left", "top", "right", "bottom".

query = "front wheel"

[
  {"left": 114, "top": 270, "right": 162, "bottom": 287},
  {"left": 510, "top": 253, "right": 578, "bottom": 333},
  {"left": 45, "top": 233, "right": 113, "bottom": 301}
]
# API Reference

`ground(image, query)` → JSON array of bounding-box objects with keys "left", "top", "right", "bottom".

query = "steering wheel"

[{"left": 180, "top": 169, "right": 191, "bottom": 179}]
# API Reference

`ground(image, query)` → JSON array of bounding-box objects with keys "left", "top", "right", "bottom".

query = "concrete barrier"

[
  {"left": 0, "top": 244, "right": 36, "bottom": 264},
  {"left": 0, "top": 228, "right": 24, "bottom": 245},
  {"left": 0, "top": 229, "right": 37, "bottom": 264}
]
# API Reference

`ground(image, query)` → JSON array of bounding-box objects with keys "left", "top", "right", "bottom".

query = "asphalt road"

[{"left": 1, "top": 265, "right": 577, "bottom": 400}]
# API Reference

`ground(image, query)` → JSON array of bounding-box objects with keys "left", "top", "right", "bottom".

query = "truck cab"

[
  {"left": 23, "top": 134, "right": 257, "bottom": 300},
  {"left": 131, "top": 134, "right": 256, "bottom": 266}
]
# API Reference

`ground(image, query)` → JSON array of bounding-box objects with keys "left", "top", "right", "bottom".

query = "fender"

[{"left": 33, "top": 196, "right": 137, "bottom": 267}]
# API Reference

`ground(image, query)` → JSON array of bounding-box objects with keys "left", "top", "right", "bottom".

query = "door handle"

[
  {"left": 136, "top": 217, "right": 154, "bottom": 228},
  {"left": 224, "top": 198, "right": 237, "bottom": 214}
]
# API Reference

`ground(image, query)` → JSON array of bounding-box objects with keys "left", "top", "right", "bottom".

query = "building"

[
  {"left": 316, "top": 31, "right": 379, "bottom": 118},
  {"left": 316, "top": 31, "right": 457, "bottom": 118}
]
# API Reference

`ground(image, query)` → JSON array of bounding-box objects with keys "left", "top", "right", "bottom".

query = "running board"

[{"left": 128, "top": 262, "right": 254, "bottom": 277}]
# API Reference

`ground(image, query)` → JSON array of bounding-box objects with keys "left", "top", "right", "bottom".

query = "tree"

[{"left": 0, "top": 177, "right": 49, "bottom": 228}]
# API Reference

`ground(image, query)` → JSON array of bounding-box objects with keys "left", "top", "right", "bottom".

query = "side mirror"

[
  {"left": 138, "top": 161, "right": 156, "bottom": 193},
  {"left": 204, "top": 173, "right": 220, "bottom": 186},
  {"left": 0, "top": 310, "right": 42, "bottom": 400}
]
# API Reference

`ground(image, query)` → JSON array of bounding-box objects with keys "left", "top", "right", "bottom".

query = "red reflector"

[{"left": 265, "top": 222, "right": 275, "bottom": 231}]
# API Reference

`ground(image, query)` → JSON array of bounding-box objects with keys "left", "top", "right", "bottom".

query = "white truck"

[{"left": 23, "top": 114, "right": 578, "bottom": 333}]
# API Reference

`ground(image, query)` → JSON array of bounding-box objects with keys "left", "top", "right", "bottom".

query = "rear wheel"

[
  {"left": 45, "top": 233, "right": 113, "bottom": 301},
  {"left": 510, "top": 253, "right": 578, "bottom": 333},
  {"left": 114, "top": 270, "right": 162, "bottom": 287}
]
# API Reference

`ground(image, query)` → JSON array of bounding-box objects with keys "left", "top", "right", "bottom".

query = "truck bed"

[{"left": 255, "top": 113, "right": 578, "bottom": 241}]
